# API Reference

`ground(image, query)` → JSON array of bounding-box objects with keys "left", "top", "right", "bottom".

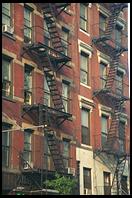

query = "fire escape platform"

[
  {"left": 92, "top": 36, "right": 128, "bottom": 57},
  {"left": 23, "top": 42, "right": 71, "bottom": 71},
  {"left": 22, "top": 104, "right": 72, "bottom": 124}
]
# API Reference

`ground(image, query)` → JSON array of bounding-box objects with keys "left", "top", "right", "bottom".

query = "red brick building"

[{"left": 2, "top": 3, "right": 130, "bottom": 195}]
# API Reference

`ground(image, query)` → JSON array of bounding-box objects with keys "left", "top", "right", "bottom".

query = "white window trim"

[
  {"left": 117, "top": 67, "right": 126, "bottom": 75},
  {"left": 80, "top": 82, "right": 91, "bottom": 89},
  {"left": 97, "top": 51, "right": 110, "bottom": 67},
  {"left": 78, "top": 40, "right": 93, "bottom": 58},
  {"left": 79, "top": 28, "right": 90, "bottom": 37},
  {"left": 98, "top": 104, "right": 111, "bottom": 118}
]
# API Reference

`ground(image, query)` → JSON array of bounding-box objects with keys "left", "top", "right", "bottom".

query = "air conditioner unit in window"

[
  {"left": 68, "top": 167, "right": 75, "bottom": 176},
  {"left": 23, "top": 161, "right": 33, "bottom": 170},
  {"left": 2, "top": 24, "right": 14, "bottom": 35}
]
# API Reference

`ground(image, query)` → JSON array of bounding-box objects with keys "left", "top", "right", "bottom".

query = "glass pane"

[
  {"left": 24, "top": 132, "right": 31, "bottom": 143},
  {"left": 2, "top": 132, "right": 9, "bottom": 146},
  {"left": 24, "top": 8, "right": 31, "bottom": 22},
  {"left": 80, "top": 4, "right": 86, "bottom": 19},
  {"left": 81, "top": 109, "right": 89, "bottom": 127},
  {"left": 2, "top": 14, "right": 10, "bottom": 26},
  {"left": 2, "top": 3, "right": 10, "bottom": 16},
  {"left": 63, "top": 99, "right": 68, "bottom": 112},
  {"left": 99, "top": 14, "right": 106, "bottom": 31},
  {"left": 2, "top": 59, "right": 10, "bottom": 81},
  {"left": 24, "top": 27, "right": 31, "bottom": 38},
  {"left": 101, "top": 116, "right": 108, "bottom": 134},
  {"left": 80, "top": 18, "right": 87, "bottom": 30},
  {"left": 82, "top": 126, "right": 90, "bottom": 145},
  {"left": 44, "top": 77, "right": 49, "bottom": 91},
  {"left": 24, "top": 68, "right": 32, "bottom": 89},
  {"left": 81, "top": 54, "right": 88, "bottom": 71},
  {"left": 2, "top": 146, "right": 9, "bottom": 166},
  {"left": 62, "top": 83, "right": 68, "bottom": 97},
  {"left": 80, "top": 70, "right": 88, "bottom": 84},
  {"left": 63, "top": 140, "right": 69, "bottom": 157},
  {"left": 23, "top": 151, "right": 31, "bottom": 162}
]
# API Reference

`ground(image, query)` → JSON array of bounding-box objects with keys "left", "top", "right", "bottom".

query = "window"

[
  {"left": 103, "top": 172, "right": 111, "bottom": 195},
  {"left": 81, "top": 108, "right": 90, "bottom": 145},
  {"left": 119, "top": 121, "right": 125, "bottom": 153},
  {"left": 99, "top": 13, "right": 107, "bottom": 36},
  {"left": 80, "top": 52, "right": 89, "bottom": 85},
  {"left": 24, "top": 6, "right": 32, "bottom": 43},
  {"left": 101, "top": 115, "right": 108, "bottom": 146},
  {"left": 116, "top": 71, "right": 123, "bottom": 95},
  {"left": 83, "top": 168, "right": 92, "bottom": 194},
  {"left": 80, "top": 4, "right": 87, "bottom": 31},
  {"left": 24, "top": 65, "right": 33, "bottom": 105},
  {"left": 23, "top": 129, "right": 32, "bottom": 164},
  {"left": 2, "top": 57, "right": 12, "bottom": 97},
  {"left": 115, "top": 25, "right": 122, "bottom": 46},
  {"left": 2, "top": 3, "right": 11, "bottom": 26},
  {"left": 62, "top": 28, "right": 69, "bottom": 56},
  {"left": 121, "top": 176, "right": 128, "bottom": 195},
  {"left": 62, "top": 81, "right": 70, "bottom": 113},
  {"left": 2, "top": 123, "right": 12, "bottom": 167},
  {"left": 44, "top": 20, "right": 51, "bottom": 47},
  {"left": 44, "top": 137, "right": 51, "bottom": 170},
  {"left": 100, "top": 62, "right": 107, "bottom": 89},
  {"left": 62, "top": 139, "right": 70, "bottom": 168},
  {"left": 44, "top": 76, "right": 51, "bottom": 107}
]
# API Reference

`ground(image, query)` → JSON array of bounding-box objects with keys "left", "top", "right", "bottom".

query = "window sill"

[
  {"left": 2, "top": 96, "right": 16, "bottom": 103},
  {"left": 80, "top": 83, "right": 91, "bottom": 89},
  {"left": 2, "top": 32, "right": 16, "bottom": 41},
  {"left": 79, "top": 29, "right": 90, "bottom": 37},
  {"left": 81, "top": 144, "right": 92, "bottom": 150}
]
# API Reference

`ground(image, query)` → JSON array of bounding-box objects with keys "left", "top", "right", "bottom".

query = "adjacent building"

[{"left": 2, "top": 3, "right": 130, "bottom": 195}]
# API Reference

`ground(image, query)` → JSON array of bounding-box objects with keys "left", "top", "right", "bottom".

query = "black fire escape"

[
  {"left": 92, "top": 3, "right": 129, "bottom": 195},
  {"left": 19, "top": 3, "right": 72, "bottom": 191}
]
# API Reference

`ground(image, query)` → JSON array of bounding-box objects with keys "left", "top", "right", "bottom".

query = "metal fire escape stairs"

[
  {"left": 92, "top": 3, "right": 128, "bottom": 195},
  {"left": 21, "top": 3, "right": 72, "bottom": 186}
]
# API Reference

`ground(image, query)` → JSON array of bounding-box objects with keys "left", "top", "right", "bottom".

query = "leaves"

[{"left": 44, "top": 172, "right": 77, "bottom": 195}]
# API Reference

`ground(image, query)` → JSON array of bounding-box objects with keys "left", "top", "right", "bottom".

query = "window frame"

[
  {"left": 99, "top": 13, "right": 107, "bottom": 36},
  {"left": 103, "top": 171, "right": 111, "bottom": 195},
  {"left": 62, "top": 139, "right": 70, "bottom": 168},
  {"left": 44, "top": 76, "right": 52, "bottom": 107},
  {"left": 100, "top": 62, "right": 107, "bottom": 89},
  {"left": 119, "top": 120, "right": 125, "bottom": 153},
  {"left": 61, "top": 27, "right": 69, "bottom": 56},
  {"left": 24, "top": 6, "right": 33, "bottom": 43},
  {"left": 81, "top": 108, "right": 90, "bottom": 145},
  {"left": 23, "top": 129, "right": 33, "bottom": 164},
  {"left": 83, "top": 167, "right": 92, "bottom": 193},
  {"left": 2, "top": 122, "right": 12, "bottom": 167},
  {"left": 80, "top": 51, "right": 89, "bottom": 85},
  {"left": 24, "top": 64, "right": 33, "bottom": 105},
  {"left": 80, "top": 3, "right": 88, "bottom": 31},
  {"left": 2, "top": 3, "right": 11, "bottom": 27},
  {"left": 116, "top": 70, "right": 123, "bottom": 95},
  {"left": 2, "top": 56, "right": 13, "bottom": 98},
  {"left": 101, "top": 114, "right": 108, "bottom": 146},
  {"left": 62, "top": 81, "right": 70, "bottom": 113}
]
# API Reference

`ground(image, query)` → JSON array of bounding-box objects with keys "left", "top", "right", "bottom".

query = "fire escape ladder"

[
  {"left": 111, "top": 156, "right": 127, "bottom": 195},
  {"left": 43, "top": 109, "right": 65, "bottom": 173},
  {"left": 44, "top": 67, "right": 65, "bottom": 112},
  {"left": 43, "top": 4, "right": 64, "bottom": 54},
  {"left": 105, "top": 55, "right": 120, "bottom": 90},
  {"left": 105, "top": 4, "right": 125, "bottom": 37},
  {"left": 54, "top": 3, "right": 71, "bottom": 16},
  {"left": 105, "top": 100, "right": 122, "bottom": 151}
]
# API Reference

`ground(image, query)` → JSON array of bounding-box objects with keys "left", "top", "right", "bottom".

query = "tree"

[{"left": 44, "top": 172, "right": 77, "bottom": 195}]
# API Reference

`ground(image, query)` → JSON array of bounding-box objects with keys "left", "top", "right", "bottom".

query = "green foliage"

[{"left": 44, "top": 172, "right": 77, "bottom": 195}]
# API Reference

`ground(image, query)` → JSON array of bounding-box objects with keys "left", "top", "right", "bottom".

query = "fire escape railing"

[
  {"left": 92, "top": 3, "right": 129, "bottom": 195},
  {"left": 20, "top": 3, "right": 73, "bottom": 190}
]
